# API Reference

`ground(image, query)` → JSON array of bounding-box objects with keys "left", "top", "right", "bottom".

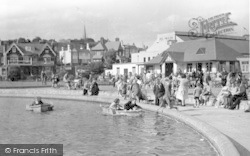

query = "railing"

[
  {"left": 7, "top": 60, "right": 32, "bottom": 65},
  {"left": 7, "top": 60, "right": 54, "bottom": 66}
]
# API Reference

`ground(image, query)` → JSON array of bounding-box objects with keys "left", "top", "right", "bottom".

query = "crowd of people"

[
  {"left": 110, "top": 68, "right": 249, "bottom": 111},
  {"left": 39, "top": 68, "right": 249, "bottom": 112}
]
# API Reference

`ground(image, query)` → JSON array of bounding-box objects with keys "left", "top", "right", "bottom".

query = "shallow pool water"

[{"left": 0, "top": 97, "right": 218, "bottom": 156}]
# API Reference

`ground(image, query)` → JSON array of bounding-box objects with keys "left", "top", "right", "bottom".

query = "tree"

[
  {"left": 87, "top": 62, "right": 104, "bottom": 75},
  {"left": 32, "top": 36, "right": 42, "bottom": 43},
  {"left": 104, "top": 50, "right": 117, "bottom": 69},
  {"left": 17, "top": 37, "right": 26, "bottom": 43}
]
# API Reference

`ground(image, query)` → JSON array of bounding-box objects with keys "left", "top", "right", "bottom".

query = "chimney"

[
  {"left": 86, "top": 43, "right": 90, "bottom": 51},
  {"left": 100, "top": 37, "right": 104, "bottom": 45},
  {"left": 67, "top": 44, "right": 70, "bottom": 51}
]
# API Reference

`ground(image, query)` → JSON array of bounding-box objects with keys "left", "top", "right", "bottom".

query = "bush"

[
  {"left": 87, "top": 62, "right": 104, "bottom": 75},
  {"left": 8, "top": 66, "right": 21, "bottom": 81}
]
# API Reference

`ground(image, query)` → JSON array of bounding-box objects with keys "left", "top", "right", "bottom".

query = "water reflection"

[{"left": 0, "top": 98, "right": 218, "bottom": 156}]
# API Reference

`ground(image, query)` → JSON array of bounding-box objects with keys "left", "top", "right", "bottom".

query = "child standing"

[{"left": 193, "top": 83, "right": 202, "bottom": 108}]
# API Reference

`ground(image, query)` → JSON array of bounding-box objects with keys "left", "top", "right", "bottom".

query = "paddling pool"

[{"left": 0, "top": 97, "right": 218, "bottom": 156}]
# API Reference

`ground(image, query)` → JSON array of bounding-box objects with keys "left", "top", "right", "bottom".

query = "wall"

[
  {"left": 131, "top": 51, "right": 159, "bottom": 63},
  {"left": 110, "top": 63, "right": 138, "bottom": 76}
]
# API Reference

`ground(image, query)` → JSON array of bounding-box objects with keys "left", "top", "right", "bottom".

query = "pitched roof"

[
  {"left": 105, "top": 41, "right": 122, "bottom": 51},
  {"left": 145, "top": 52, "right": 168, "bottom": 65},
  {"left": 91, "top": 42, "right": 106, "bottom": 51},
  {"left": 13, "top": 43, "right": 56, "bottom": 56},
  {"left": 167, "top": 51, "right": 184, "bottom": 62},
  {"left": 166, "top": 38, "right": 246, "bottom": 62}
]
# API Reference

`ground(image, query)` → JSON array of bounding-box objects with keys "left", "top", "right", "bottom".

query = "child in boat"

[
  {"left": 109, "top": 98, "right": 123, "bottom": 110},
  {"left": 32, "top": 97, "right": 44, "bottom": 105},
  {"left": 124, "top": 98, "right": 142, "bottom": 110}
]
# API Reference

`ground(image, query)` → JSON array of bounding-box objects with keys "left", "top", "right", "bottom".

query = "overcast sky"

[{"left": 0, "top": 0, "right": 249, "bottom": 46}]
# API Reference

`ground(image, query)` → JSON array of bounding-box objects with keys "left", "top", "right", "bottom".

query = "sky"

[{"left": 0, "top": 0, "right": 249, "bottom": 47}]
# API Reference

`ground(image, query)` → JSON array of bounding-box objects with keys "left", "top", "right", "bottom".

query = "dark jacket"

[
  {"left": 153, "top": 83, "right": 165, "bottom": 98},
  {"left": 91, "top": 82, "right": 99, "bottom": 95},
  {"left": 124, "top": 101, "right": 141, "bottom": 110}
]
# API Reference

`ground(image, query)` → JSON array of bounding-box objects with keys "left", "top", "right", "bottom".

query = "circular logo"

[{"left": 5, "top": 148, "right": 11, "bottom": 153}]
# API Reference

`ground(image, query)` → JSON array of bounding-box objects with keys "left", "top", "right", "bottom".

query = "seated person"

[
  {"left": 225, "top": 82, "right": 240, "bottom": 108},
  {"left": 32, "top": 97, "right": 43, "bottom": 105},
  {"left": 229, "top": 81, "right": 248, "bottom": 110},
  {"left": 109, "top": 98, "right": 123, "bottom": 110},
  {"left": 52, "top": 74, "right": 60, "bottom": 88},
  {"left": 215, "top": 86, "right": 231, "bottom": 108},
  {"left": 124, "top": 98, "right": 142, "bottom": 111},
  {"left": 201, "top": 82, "right": 212, "bottom": 105},
  {"left": 90, "top": 79, "right": 99, "bottom": 96},
  {"left": 63, "top": 73, "right": 71, "bottom": 89}
]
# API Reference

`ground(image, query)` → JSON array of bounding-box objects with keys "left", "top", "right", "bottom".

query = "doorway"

[
  {"left": 165, "top": 63, "right": 173, "bottom": 77},
  {"left": 124, "top": 68, "right": 128, "bottom": 76},
  {"left": 196, "top": 63, "right": 202, "bottom": 71}
]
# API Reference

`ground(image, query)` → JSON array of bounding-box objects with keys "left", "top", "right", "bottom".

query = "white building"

[
  {"left": 108, "top": 31, "right": 189, "bottom": 76},
  {"left": 59, "top": 44, "right": 72, "bottom": 65}
]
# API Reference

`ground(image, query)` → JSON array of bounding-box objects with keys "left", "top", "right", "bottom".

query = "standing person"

[
  {"left": 176, "top": 74, "right": 189, "bottom": 106},
  {"left": 121, "top": 79, "right": 128, "bottom": 99},
  {"left": 131, "top": 79, "right": 141, "bottom": 101},
  {"left": 193, "top": 82, "right": 203, "bottom": 108},
  {"left": 41, "top": 69, "right": 45, "bottom": 85},
  {"left": 63, "top": 72, "right": 71, "bottom": 89},
  {"left": 82, "top": 80, "right": 90, "bottom": 95},
  {"left": 162, "top": 77, "right": 172, "bottom": 108},
  {"left": 51, "top": 73, "right": 56, "bottom": 88},
  {"left": 153, "top": 78, "right": 165, "bottom": 106},
  {"left": 221, "top": 68, "right": 228, "bottom": 87}
]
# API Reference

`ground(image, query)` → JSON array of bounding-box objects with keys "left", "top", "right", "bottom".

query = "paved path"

[{"left": 0, "top": 86, "right": 249, "bottom": 155}]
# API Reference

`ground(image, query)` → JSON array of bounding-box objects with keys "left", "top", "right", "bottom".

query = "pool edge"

[{"left": 0, "top": 94, "right": 240, "bottom": 156}]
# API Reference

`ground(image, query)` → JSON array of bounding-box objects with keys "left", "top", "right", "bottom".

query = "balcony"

[
  {"left": 8, "top": 60, "right": 32, "bottom": 65},
  {"left": 7, "top": 60, "right": 54, "bottom": 66}
]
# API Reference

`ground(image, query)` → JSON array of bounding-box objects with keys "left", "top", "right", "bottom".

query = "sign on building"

[{"left": 188, "top": 12, "right": 237, "bottom": 36}]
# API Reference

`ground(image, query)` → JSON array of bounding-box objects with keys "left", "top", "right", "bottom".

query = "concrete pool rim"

[{"left": 0, "top": 95, "right": 239, "bottom": 156}]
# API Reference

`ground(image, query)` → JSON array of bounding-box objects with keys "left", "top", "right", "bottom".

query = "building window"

[
  {"left": 230, "top": 62, "right": 235, "bottom": 72},
  {"left": 9, "top": 56, "right": 18, "bottom": 64},
  {"left": 12, "top": 47, "right": 17, "bottom": 53},
  {"left": 144, "top": 57, "right": 146, "bottom": 62},
  {"left": 44, "top": 57, "right": 51, "bottom": 64},
  {"left": 206, "top": 62, "right": 212, "bottom": 72},
  {"left": 218, "top": 61, "right": 226, "bottom": 72},
  {"left": 187, "top": 63, "right": 192, "bottom": 72},
  {"left": 25, "top": 46, "right": 32, "bottom": 51},
  {"left": 148, "top": 57, "right": 150, "bottom": 61},
  {"left": 242, "top": 61, "right": 249, "bottom": 72},
  {"left": 196, "top": 48, "right": 206, "bottom": 54}
]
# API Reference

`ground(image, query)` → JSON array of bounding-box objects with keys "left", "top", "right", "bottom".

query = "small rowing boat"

[
  {"left": 100, "top": 105, "right": 143, "bottom": 116},
  {"left": 26, "top": 103, "right": 54, "bottom": 113}
]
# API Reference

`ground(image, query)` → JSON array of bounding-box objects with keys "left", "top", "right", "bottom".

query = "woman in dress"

[{"left": 176, "top": 74, "right": 189, "bottom": 106}]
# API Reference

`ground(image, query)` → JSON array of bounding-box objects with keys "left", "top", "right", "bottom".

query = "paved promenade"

[{"left": 0, "top": 85, "right": 249, "bottom": 155}]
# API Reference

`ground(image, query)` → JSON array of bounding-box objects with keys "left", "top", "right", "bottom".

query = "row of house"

[
  {"left": 0, "top": 37, "right": 143, "bottom": 79},
  {"left": 106, "top": 31, "right": 249, "bottom": 77},
  {"left": 0, "top": 42, "right": 57, "bottom": 78}
]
